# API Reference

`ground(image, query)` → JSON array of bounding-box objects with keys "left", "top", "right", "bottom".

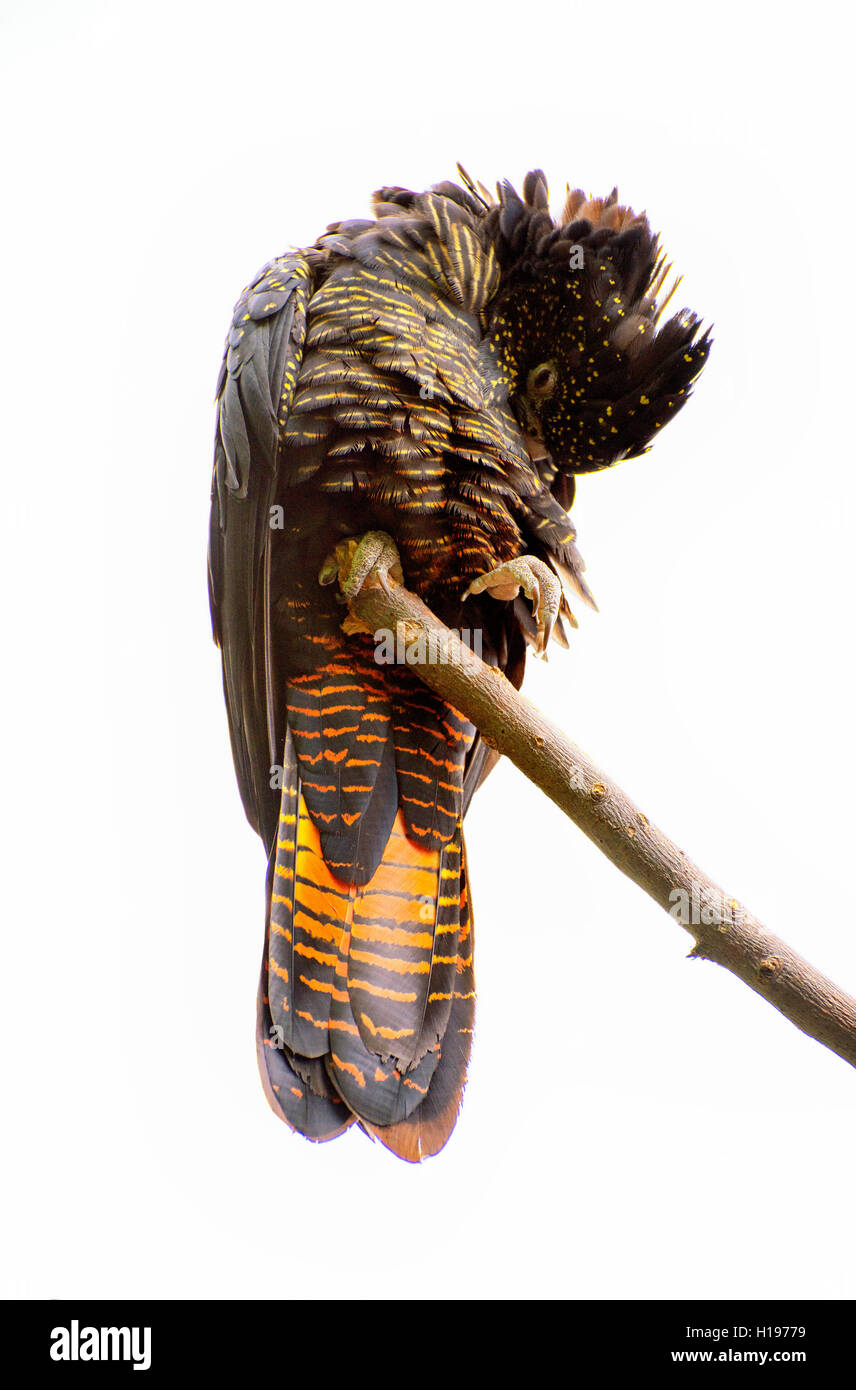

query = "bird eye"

[{"left": 527, "top": 362, "right": 558, "bottom": 398}]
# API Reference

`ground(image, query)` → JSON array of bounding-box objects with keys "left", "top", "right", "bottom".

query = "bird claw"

[
  {"left": 318, "top": 530, "right": 404, "bottom": 599},
  {"left": 464, "top": 555, "right": 561, "bottom": 658}
]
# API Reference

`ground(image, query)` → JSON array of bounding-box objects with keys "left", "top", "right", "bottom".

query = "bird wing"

[{"left": 208, "top": 253, "right": 312, "bottom": 848}]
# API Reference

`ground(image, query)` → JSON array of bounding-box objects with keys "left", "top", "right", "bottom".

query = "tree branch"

[{"left": 347, "top": 569, "right": 856, "bottom": 1072}]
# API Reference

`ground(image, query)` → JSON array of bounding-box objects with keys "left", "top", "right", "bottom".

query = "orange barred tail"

[
  {"left": 256, "top": 747, "right": 475, "bottom": 1161},
  {"left": 357, "top": 842, "right": 475, "bottom": 1162}
]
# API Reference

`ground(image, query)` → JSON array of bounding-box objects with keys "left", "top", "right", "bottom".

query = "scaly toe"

[
  {"left": 319, "top": 530, "right": 403, "bottom": 599},
  {"left": 464, "top": 555, "right": 561, "bottom": 657}
]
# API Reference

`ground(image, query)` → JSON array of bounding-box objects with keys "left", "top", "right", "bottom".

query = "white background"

[{"left": 3, "top": 0, "right": 855, "bottom": 1300}]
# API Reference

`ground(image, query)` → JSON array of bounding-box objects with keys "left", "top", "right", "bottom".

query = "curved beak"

[{"left": 516, "top": 396, "right": 550, "bottom": 464}]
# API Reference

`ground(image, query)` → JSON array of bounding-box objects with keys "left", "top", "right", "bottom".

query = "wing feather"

[{"left": 208, "top": 254, "right": 312, "bottom": 847}]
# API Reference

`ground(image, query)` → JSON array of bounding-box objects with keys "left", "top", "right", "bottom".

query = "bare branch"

[{"left": 348, "top": 570, "right": 856, "bottom": 1072}]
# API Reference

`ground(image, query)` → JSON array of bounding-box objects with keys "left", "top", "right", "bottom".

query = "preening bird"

[{"left": 208, "top": 167, "right": 709, "bottom": 1160}]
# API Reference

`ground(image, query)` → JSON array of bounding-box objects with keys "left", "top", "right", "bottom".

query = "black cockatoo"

[{"left": 208, "top": 167, "right": 709, "bottom": 1160}]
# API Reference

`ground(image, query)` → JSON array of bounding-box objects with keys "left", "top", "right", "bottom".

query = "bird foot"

[
  {"left": 464, "top": 555, "right": 561, "bottom": 658},
  {"left": 318, "top": 530, "right": 404, "bottom": 599}
]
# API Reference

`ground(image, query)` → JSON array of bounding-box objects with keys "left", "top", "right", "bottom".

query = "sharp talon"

[
  {"left": 463, "top": 554, "right": 562, "bottom": 655},
  {"left": 320, "top": 530, "right": 403, "bottom": 603}
]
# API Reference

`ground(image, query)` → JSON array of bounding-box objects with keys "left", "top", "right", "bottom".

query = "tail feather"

[
  {"left": 362, "top": 845, "right": 476, "bottom": 1161},
  {"left": 347, "top": 820, "right": 463, "bottom": 1067},
  {"left": 259, "top": 725, "right": 476, "bottom": 1155},
  {"left": 256, "top": 993, "right": 356, "bottom": 1143},
  {"left": 256, "top": 868, "right": 355, "bottom": 1142}
]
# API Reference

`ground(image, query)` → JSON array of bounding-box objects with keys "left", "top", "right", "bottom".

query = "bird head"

[{"left": 474, "top": 169, "right": 710, "bottom": 481}]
